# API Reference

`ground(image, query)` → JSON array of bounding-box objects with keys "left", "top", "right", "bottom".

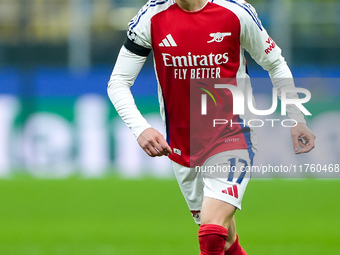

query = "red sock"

[
  {"left": 225, "top": 235, "right": 247, "bottom": 255},
  {"left": 198, "top": 224, "right": 229, "bottom": 255}
]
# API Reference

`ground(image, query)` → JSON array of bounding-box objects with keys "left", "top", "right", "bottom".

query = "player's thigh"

[
  {"left": 201, "top": 197, "right": 236, "bottom": 228},
  {"left": 172, "top": 161, "right": 204, "bottom": 224}
]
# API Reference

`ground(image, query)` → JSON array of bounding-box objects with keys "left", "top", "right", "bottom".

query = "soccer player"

[{"left": 108, "top": 0, "right": 316, "bottom": 254}]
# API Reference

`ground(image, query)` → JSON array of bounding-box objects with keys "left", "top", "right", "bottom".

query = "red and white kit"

[{"left": 108, "top": 0, "right": 305, "bottom": 222}]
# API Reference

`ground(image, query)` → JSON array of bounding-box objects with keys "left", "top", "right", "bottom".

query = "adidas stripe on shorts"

[{"left": 172, "top": 149, "right": 252, "bottom": 225}]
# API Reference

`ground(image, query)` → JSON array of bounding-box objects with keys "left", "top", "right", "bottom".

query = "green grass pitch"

[{"left": 0, "top": 178, "right": 339, "bottom": 255}]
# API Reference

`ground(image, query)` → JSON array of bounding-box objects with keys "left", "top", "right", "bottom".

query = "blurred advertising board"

[{"left": 0, "top": 67, "right": 339, "bottom": 178}]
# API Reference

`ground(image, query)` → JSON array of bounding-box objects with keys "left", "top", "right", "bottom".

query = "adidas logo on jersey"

[
  {"left": 159, "top": 34, "right": 177, "bottom": 47},
  {"left": 222, "top": 185, "right": 239, "bottom": 199}
]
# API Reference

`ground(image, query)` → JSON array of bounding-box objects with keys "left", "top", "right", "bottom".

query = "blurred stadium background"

[{"left": 0, "top": 0, "right": 339, "bottom": 254}]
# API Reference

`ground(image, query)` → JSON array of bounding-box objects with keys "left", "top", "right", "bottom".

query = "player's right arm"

[
  {"left": 107, "top": 45, "right": 171, "bottom": 157},
  {"left": 108, "top": 1, "right": 172, "bottom": 157}
]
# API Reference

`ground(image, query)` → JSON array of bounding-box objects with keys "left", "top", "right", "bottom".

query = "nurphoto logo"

[{"left": 196, "top": 79, "right": 312, "bottom": 128}]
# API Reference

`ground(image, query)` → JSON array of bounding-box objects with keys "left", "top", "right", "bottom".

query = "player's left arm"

[{"left": 239, "top": 3, "right": 316, "bottom": 154}]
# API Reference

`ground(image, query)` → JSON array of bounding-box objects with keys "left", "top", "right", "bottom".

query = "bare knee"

[
  {"left": 225, "top": 217, "right": 237, "bottom": 250},
  {"left": 200, "top": 197, "right": 236, "bottom": 228}
]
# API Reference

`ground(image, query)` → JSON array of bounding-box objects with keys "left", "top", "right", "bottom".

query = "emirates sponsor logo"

[{"left": 161, "top": 52, "right": 229, "bottom": 67}]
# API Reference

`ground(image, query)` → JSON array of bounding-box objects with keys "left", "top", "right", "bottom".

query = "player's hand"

[
  {"left": 290, "top": 123, "right": 316, "bottom": 154},
  {"left": 137, "top": 128, "right": 172, "bottom": 157}
]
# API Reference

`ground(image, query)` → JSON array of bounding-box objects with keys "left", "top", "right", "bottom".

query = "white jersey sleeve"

[
  {"left": 108, "top": 1, "right": 174, "bottom": 138},
  {"left": 126, "top": 4, "right": 152, "bottom": 50},
  {"left": 238, "top": 1, "right": 306, "bottom": 124},
  {"left": 125, "top": 0, "right": 173, "bottom": 54},
  {"left": 107, "top": 46, "right": 152, "bottom": 138}
]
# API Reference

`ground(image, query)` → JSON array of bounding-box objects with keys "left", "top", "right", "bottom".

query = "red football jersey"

[{"left": 124, "top": 0, "right": 285, "bottom": 167}]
